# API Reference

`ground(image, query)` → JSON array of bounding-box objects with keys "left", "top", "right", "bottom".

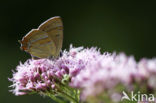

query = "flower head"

[
  {"left": 9, "top": 45, "right": 156, "bottom": 103},
  {"left": 9, "top": 59, "right": 67, "bottom": 95},
  {"left": 9, "top": 45, "right": 101, "bottom": 96}
]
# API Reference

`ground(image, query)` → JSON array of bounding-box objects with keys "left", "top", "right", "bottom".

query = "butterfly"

[{"left": 19, "top": 16, "right": 63, "bottom": 59}]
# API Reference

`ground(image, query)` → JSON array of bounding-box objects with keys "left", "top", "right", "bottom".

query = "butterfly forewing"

[{"left": 39, "top": 16, "right": 63, "bottom": 57}]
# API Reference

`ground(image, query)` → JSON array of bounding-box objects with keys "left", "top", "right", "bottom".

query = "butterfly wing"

[
  {"left": 39, "top": 16, "right": 63, "bottom": 57},
  {"left": 20, "top": 16, "right": 63, "bottom": 58},
  {"left": 20, "top": 29, "right": 56, "bottom": 58}
]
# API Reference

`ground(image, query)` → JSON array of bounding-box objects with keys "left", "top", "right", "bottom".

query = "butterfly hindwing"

[
  {"left": 21, "top": 29, "right": 56, "bottom": 58},
  {"left": 20, "top": 16, "right": 63, "bottom": 58}
]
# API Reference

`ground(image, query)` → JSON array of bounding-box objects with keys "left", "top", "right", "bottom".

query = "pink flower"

[
  {"left": 9, "top": 45, "right": 156, "bottom": 103},
  {"left": 9, "top": 59, "right": 68, "bottom": 95}
]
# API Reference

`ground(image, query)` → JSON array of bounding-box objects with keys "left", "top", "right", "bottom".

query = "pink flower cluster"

[
  {"left": 9, "top": 45, "right": 156, "bottom": 102},
  {"left": 9, "top": 46, "right": 96, "bottom": 95},
  {"left": 9, "top": 59, "right": 69, "bottom": 95},
  {"left": 70, "top": 51, "right": 156, "bottom": 102}
]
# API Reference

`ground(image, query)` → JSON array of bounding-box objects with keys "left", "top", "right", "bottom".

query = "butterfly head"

[{"left": 18, "top": 40, "right": 28, "bottom": 51}]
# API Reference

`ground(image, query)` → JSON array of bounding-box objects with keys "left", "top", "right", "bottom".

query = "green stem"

[
  {"left": 75, "top": 90, "right": 80, "bottom": 102},
  {"left": 47, "top": 93, "right": 64, "bottom": 103},
  {"left": 59, "top": 91, "right": 78, "bottom": 103}
]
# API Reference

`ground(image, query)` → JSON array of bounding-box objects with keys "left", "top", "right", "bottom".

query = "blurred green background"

[{"left": 0, "top": 0, "right": 156, "bottom": 103}]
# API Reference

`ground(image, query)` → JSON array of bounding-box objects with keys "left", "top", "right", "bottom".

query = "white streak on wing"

[
  {"left": 30, "top": 35, "right": 48, "bottom": 43},
  {"left": 40, "top": 41, "right": 53, "bottom": 46},
  {"left": 40, "top": 41, "right": 53, "bottom": 52}
]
